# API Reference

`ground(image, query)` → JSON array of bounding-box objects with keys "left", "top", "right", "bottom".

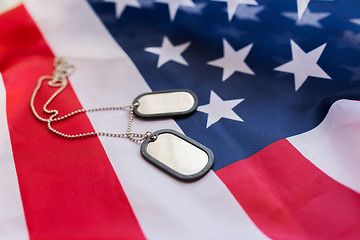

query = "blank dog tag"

[
  {"left": 140, "top": 129, "right": 214, "bottom": 182},
  {"left": 133, "top": 90, "right": 198, "bottom": 118}
]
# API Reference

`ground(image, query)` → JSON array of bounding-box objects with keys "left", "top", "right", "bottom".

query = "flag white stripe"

[
  {"left": 0, "top": 0, "right": 21, "bottom": 14},
  {"left": 24, "top": 0, "right": 269, "bottom": 239},
  {"left": 0, "top": 73, "right": 29, "bottom": 240},
  {"left": 288, "top": 99, "right": 360, "bottom": 194}
]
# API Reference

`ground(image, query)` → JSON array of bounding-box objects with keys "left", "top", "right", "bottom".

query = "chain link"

[{"left": 30, "top": 57, "right": 153, "bottom": 143}]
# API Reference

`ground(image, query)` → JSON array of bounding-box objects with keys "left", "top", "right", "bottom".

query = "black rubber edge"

[
  {"left": 133, "top": 89, "right": 198, "bottom": 119},
  {"left": 140, "top": 129, "right": 214, "bottom": 182}
]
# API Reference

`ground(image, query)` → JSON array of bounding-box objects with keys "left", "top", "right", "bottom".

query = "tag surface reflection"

[
  {"left": 141, "top": 129, "right": 214, "bottom": 182},
  {"left": 133, "top": 90, "right": 198, "bottom": 118}
]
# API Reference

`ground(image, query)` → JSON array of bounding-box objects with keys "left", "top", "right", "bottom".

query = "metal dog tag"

[
  {"left": 140, "top": 129, "right": 214, "bottom": 182},
  {"left": 133, "top": 90, "right": 198, "bottom": 118}
]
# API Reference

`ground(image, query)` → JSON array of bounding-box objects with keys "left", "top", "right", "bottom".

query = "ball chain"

[{"left": 30, "top": 57, "right": 153, "bottom": 143}]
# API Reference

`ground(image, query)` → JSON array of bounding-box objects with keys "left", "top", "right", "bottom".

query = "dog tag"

[
  {"left": 133, "top": 90, "right": 198, "bottom": 118},
  {"left": 140, "top": 129, "right": 214, "bottom": 182}
]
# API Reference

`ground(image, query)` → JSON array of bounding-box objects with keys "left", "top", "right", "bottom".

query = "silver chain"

[{"left": 30, "top": 57, "right": 154, "bottom": 143}]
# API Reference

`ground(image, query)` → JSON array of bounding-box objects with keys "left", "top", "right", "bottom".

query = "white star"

[
  {"left": 336, "top": 31, "right": 360, "bottom": 50},
  {"left": 181, "top": 2, "right": 207, "bottom": 15},
  {"left": 212, "top": 0, "right": 258, "bottom": 21},
  {"left": 297, "top": 0, "right": 310, "bottom": 20},
  {"left": 234, "top": 5, "right": 264, "bottom": 21},
  {"left": 104, "top": 0, "right": 140, "bottom": 18},
  {"left": 344, "top": 65, "right": 360, "bottom": 82},
  {"left": 155, "top": 0, "right": 196, "bottom": 21},
  {"left": 351, "top": 18, "right": 360, "bottom": 26},
  {"left": 274, "top": 40, "right": 331, "bottom": 91},
  {"left": 198, "top": 91, "right": 244, "bottom": 128},
  {"left": 207, "top": 39, "right": 255, "bottom": 81},
  {"left": 145, "top": 36, "right": 191, "bottom": 68},
  {"left": 282, "top": 9, "right": 330, "bottom": 28}
]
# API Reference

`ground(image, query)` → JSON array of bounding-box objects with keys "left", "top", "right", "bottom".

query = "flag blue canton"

[{"left": 88, "top": 0, "right": 360, "bottom": 170}]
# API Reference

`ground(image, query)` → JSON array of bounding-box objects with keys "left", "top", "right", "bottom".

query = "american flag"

[{"left": 0, "top": 0, "right": 359, "bottom": 239}]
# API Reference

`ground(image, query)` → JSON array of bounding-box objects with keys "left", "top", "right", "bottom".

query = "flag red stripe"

[
  {"left": 0, "top": 5, "right": 145, "bottom": 239},
  {"left": 216, "top": 139, "right": 360, "bottom": 240}
]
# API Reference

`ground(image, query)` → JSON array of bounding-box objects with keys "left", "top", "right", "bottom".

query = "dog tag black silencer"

[
  {"left": 140, "top": 129, "right": 214, "bottom": 182},
  {"left": 133, "top": 90, "right": 198, "bottom": 118}
]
